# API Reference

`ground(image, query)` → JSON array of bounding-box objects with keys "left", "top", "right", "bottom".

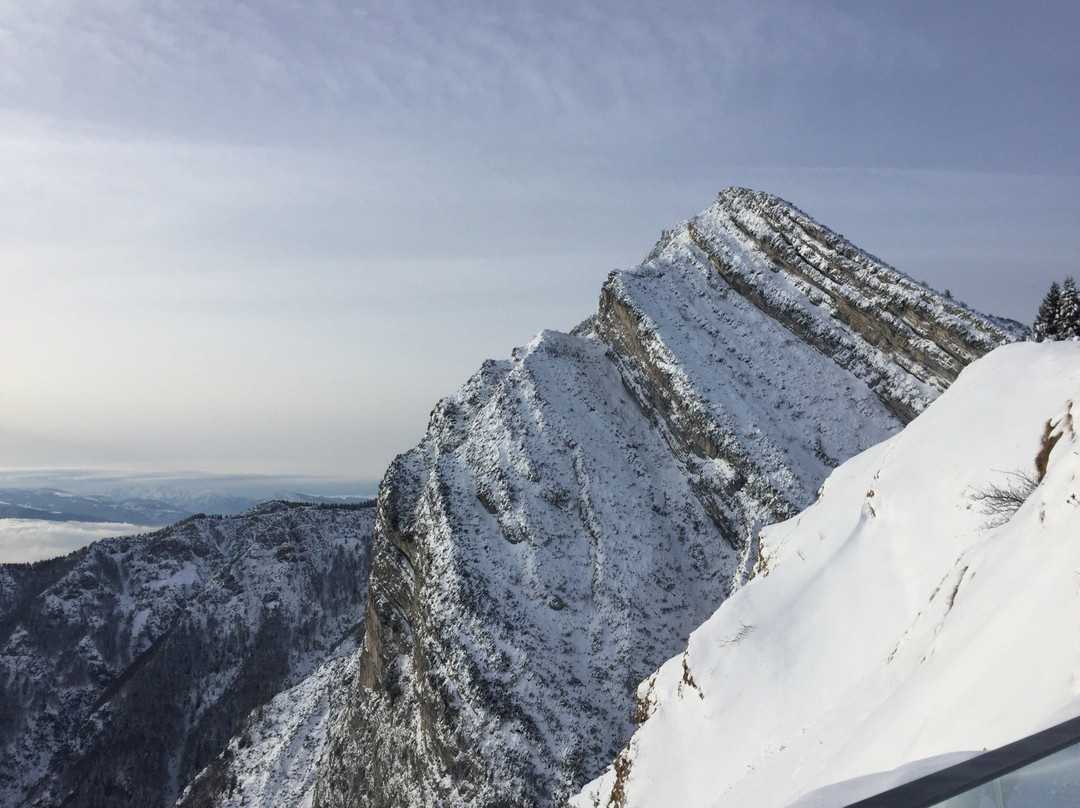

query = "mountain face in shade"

[
  {"left": 311, "top": 189, "right": 1023, "bottom": 808},
  {"left": 0, "top": 502, "right": 374, "bottom": 808}
]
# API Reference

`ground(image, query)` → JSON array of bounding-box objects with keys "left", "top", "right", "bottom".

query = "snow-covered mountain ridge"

[
  {"left": 0, "top": 501, "right": 374, "bottom": 808},
  {"left": 573, "top": 341, "right": 1080, "bottom": 808},
  {"left": 312, "top": 188, "right": 1021, "bottom": 808},
  {"left": 0, "top": 188, "right": 1026, "bottom": 808}
]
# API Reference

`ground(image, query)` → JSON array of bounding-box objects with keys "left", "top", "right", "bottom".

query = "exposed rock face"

[
  {"left": 313, "top": 189, "right": 1023, "bottom": 808},
  {"left": 677, "top": 190, "right": 1012, "bottom": 419},
  {"left": 0, "top": 502, "right": 373, "bottom": 808},
  {"left": 317, "top": 334, "right": 745, "bottom": 808}
]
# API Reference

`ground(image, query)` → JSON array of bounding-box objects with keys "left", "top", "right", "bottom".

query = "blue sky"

[{"left": 2, "top": 0, "right": 1078, "bottom": 481}]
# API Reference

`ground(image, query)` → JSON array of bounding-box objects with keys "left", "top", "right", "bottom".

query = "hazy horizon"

[
  {"left": 0, "top": 467, "right": 379, "bottom": 497},
  {"left": 0, "top": 467, "right": 380, "bottom": 562}
]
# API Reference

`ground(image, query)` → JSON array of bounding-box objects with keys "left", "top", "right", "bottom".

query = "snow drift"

[{"left": 574, "top": 341, "right": 1080, "bottom": 808}]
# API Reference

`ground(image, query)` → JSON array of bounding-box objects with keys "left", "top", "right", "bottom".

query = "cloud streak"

[{"left": 0, "top": 2, "right": 945, "bottom": 149}]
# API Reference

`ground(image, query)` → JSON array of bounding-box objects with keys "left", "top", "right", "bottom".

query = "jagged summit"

[
  {"left": 639, "top": 186, "right": 1022, "bottom": 418},
  {"left": 594, "top": 187, "right": 1020, "bottom": 557},
  {"left": 313, "top": 190, "right": 1019, "bottom": 808}
]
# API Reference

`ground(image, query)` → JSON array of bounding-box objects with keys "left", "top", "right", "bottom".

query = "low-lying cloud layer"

[{"left": 0, "top": 519, "right": 149, "bottom": 564}]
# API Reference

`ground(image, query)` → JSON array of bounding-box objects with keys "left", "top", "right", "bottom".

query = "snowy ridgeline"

[
  {"left": 313, "top": 188, "right": 1020, "bottom": 808},
  {"left": 574, "top": 341, "right": 1080, "bottom": 808},
  {"left": 0, "top": 502, "right": 374, "bottom": 808}
]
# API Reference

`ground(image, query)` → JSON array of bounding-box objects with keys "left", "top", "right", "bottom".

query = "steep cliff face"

[
  {"left": 0, "top": 502, "right": 373, "bottom": 808},
  {"left": 313, "top": 189, "right": 1022, "bottom": 808},
  {"left": 316, "top": 332, "right": 746, "bottom": 808}
]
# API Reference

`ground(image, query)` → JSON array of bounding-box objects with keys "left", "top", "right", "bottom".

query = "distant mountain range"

[
  {"left": 0, "top": 486, "right": 376, "bottom": 527},
  {"left": 0, "top": 501, "right": 375, "bottom": 808}
]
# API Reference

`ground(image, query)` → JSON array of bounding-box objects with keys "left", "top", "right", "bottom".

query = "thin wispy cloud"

[
  {"left": 0, "top": 2, "right": 941, "bottom": 147},
  {"left": 1, "top": 0, "right": 1076, "bottom": 483}
]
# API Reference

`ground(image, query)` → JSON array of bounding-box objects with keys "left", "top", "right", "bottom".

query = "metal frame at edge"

[{"left": 844, "top": 714, "right": 1080, "bottom": 808}]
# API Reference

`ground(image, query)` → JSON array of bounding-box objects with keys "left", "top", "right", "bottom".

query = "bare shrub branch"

[{"left": 971, "top": 470, "right": 1039, "bottom": 527}]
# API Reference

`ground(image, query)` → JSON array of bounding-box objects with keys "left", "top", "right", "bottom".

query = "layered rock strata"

[{"left": 313, "top": 189, "right": 1022, "bottom": 808}]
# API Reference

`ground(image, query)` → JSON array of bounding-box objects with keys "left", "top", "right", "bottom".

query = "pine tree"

[
  {"left": 1033, "top": 281, "right": 1061, "bottom": 341},
  {"left": 1055, "top": 277, "right": 1080, "bottom": 339}
]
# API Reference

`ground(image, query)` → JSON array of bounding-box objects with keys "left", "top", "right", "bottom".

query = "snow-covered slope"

[
  {"left": 574, "top": 341, "right": 1080, "bottom": 808},
  {"left": 0, "top": 502, "right": 374, "bottom": 808},
  {"left": 313, "top": 189, "right": 1021, "bottom": 808},
  {"left": 176, "top": 647, "right": 362, "bottom": 808}
]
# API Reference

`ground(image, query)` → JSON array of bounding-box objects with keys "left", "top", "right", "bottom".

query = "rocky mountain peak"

[{"left": 312, "top": 190, "right": 1021, "bottom": 808}]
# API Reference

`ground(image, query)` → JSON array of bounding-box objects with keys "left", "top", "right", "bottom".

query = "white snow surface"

[{"left": 573, "top": 341, "right": 1080, "bottom": 808}]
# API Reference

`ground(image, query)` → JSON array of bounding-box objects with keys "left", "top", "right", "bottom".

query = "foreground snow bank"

[{"left": 574, "top": 341, "right": 1080, "bottom": 808}]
